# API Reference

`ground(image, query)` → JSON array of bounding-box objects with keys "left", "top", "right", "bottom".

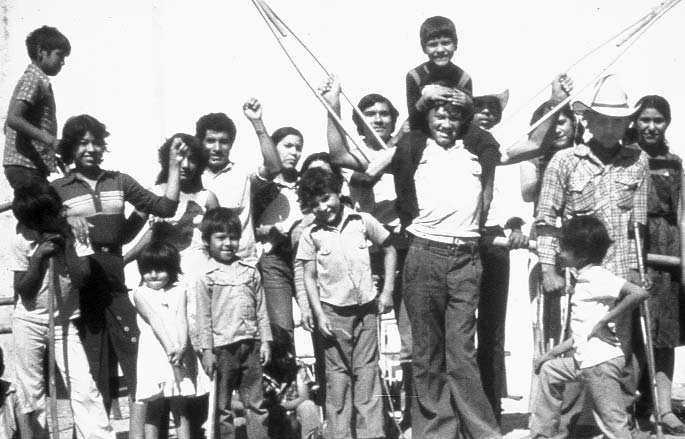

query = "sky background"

[{"left": 1, "top": 0, "right": 683, "bottom": 201}]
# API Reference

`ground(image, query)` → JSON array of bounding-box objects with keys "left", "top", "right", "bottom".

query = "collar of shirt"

[
  {"left": 204, "top": 256, "right": 256, "bottom": 274},
  {"left": 273, "top": 175, "right": 297, "bottom": 189},
  {"left": 311, "top": 206, "right": 361, "bottom": 233},
  {"left": 425, "top": 137, "right": 465, "bottom": 153},
  {"left": 57, "top": 169, "right": 111, "bottom": 186},
  {"left": 205, "top": 162, "right": 235, "bottom": 179},
  {"left": 573, "top": 142, "right": 641, "bottom": 168}
]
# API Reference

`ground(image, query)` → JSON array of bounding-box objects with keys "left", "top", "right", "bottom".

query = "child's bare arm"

[
  {"left": 6, "top": 100, "right": 57, "bottom": 147},
  {"left": 175, "top": 287, "right": 189, "bottom": 352},
  {"left": 133, "top": 290, "right": 179, "bottom": 359},
  {"left": 377, "top": 243, "right": 397, "bottom": 314},
  {"left": 303, "top": 260, "right": 333, "bottom": 338},
  {"left": 588, "top": 281, "right": 649, "bottom": 343},
  {"left": 14, "top": 235, "right": 60, "bottom": 301},
  {"left": 533, "top": 338, "right": 574, "bottom": 374}
]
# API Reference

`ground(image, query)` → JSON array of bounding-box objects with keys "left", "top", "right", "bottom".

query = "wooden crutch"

[
  {"left": 633, "top": 221, "right": 665, "bottom": 439},
  {"left": 207, "top": 371, "right": 217, "bottom": 439},
  {"left": 47, "top": 258, "right": 60, "bottom": 438}
]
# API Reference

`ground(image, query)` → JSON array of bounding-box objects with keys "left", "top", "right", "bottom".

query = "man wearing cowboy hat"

[{"left": 531, "top": 74, "right": 648, "bottom": 438}]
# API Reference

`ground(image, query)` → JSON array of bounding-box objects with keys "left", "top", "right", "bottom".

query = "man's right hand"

[
  {"left": 541, "top": 266, "right": 565, "bottom": 295},
  {"left": 201, "top": 349, "right": 216, "bottom": 377},
  {"left": 67, "top": 216, "right": 92, "bottom": 247}
]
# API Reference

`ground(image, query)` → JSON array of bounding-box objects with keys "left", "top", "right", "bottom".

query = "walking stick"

[
  {"left": 560, "top": 268, "right": 573, "bottom": 343},
  {"left": 633, "top": 221, "right": 665, "bottom": 439},
  {"left": 376, "top": 315, "right": 405, "bottom": 439},
  {"left": 47, "top": 258, "right": 60, "bottom": 438},
  {"left": 207, "top": 371, "right": 217, "bottom": 439}
]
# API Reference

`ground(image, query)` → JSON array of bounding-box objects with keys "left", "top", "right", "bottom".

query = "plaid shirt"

[
  {"left": 3, "top": 64, "right": 57, "bottom": 172},
  {"left": 535, "top": 142, "right": 648, "bottom": 279}
]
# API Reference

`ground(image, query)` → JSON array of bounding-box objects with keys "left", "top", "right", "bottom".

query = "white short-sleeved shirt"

[
  {"left": 407, "top": 138, "right": 482, "bottom": 240},
  {"left": 347, "top": 145, "right": 399, "bottom": 227},
  {"left": 570, "top": 265, "right": 626, "bottom": 368},
  {"left": 202, "top": 162, "right": 264, "bottom": 258}
]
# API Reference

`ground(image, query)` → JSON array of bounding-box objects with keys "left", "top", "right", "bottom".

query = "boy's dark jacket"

[{"left": 390, "top": 124, "right": 500, "bottom": 230}]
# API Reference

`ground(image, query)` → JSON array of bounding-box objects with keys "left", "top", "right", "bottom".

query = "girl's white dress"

[{"left": 135, "top": 283, "right": 197, "bottom": 402}]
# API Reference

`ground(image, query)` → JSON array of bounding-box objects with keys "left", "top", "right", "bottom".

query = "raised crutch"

[
  {"left": 633, "top": 221, "right": 665, "bottom": 439},
  {"left": 47, "top": 258, "right": 60, "bottom": 438}
]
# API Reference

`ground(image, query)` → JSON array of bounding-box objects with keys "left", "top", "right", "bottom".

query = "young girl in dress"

[{"left": 134, "top": 240, "right": 195, "bottom": 439}]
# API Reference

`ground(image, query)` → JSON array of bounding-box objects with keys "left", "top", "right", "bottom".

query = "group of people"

[{"left": 0, "top": 14, "right": 683, "bottom": 439}]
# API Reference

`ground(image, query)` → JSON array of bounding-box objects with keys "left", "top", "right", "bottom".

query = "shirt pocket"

[
  {"left": 615, "top": 176, "right": 640, "bottom": 210},
  {"left": 566, "top": 174, "right": 595, "bottom": 215},
  {"left": 211, "top": 272, "right": 257, "bottom": 331}
]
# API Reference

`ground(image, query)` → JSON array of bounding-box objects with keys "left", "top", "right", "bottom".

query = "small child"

[
  {"left": 406, "top": 16, "right": 473, "bottom": 133},
  {"left": 196, "top": 207, "right": 272, "bottom": 439},
  {"left": 10, "top": 184, "right": 113, "bottom": 438},
  {"left": 133, "top": 240, "right": 195, "bottom": 439},
  {"left": 263, "top": 325, "right": 322, "bottom": 439},
  {"left": 529, "top": 216, "right": 649, "bottom": 439},
  {"left": 0, "top": 346, "right": 25, "bottom": 439},
  {"left": 296, "top": 168, "right": 397, "bottom": 439},
  {"left": 4, "top": 26, "right": 71, "bottom": 189}
]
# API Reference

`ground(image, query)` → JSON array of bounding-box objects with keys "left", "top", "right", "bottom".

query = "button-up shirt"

[
  {"left": 296, "top": 207, "right": 390, "bottom": 307},
  {"left": 3, "top": 63, "right": 57, "bottom": 173},
  {"left": 535, "top": 142, "right": 648, "bottom": 279},
  {"left": 196, "top": 257, "right": 272, "bottom": 350}
]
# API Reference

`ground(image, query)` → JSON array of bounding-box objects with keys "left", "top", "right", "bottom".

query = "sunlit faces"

[
  {"left": 584, "top": 112, "right": 631, "bottom": 148},
  {"left": 423, "top": 36, "right": 456, "bottom": 67},
  {"left": 362, "top": 102, "right": 394, "bottom": 141},
  {"left": 553, "top": 112, "right": 575, "bottom": 149},
  {"left": 636, "top": 107, "right": 668, "bottom": 146},
  {"left": 205, "top": 231, "right": 241, "bottom": 264},
  {"left": 472, "top": 101, "right": 501, "bottom": 131},
  {"left": 308, "top": 191, "right": 342, "bottom": 226},
  {"left": 203, "top": 130, "right": 233, "bottom": 172},
  {"left": 74, "top": 131, "right": 105, "bottom": 171},
  {"left": 427, "top": 105, "right": 463, "bottom": 147},
  {"left": 142, "top": 269, "right": 171, "bottom": 291},
  {"left": 38, "top": 48, "right": 67, "bottom": 76},
  {"left": 276, "top": 134, "right": 303, "bottom": 170},
  {"left": 179, "top": 154, "right": 200, "bottom": 184}
]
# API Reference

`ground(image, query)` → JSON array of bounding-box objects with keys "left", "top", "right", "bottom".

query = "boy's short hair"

[
  {"left": 297, "top": 167, "right": 343, "bottom": 210},
  {"left": 12, "top": 183, "right": 63, "bottom": 230},
  {"left": 26, "top": 25, "right": 71, "bottom": 60},
  {"left": 560, "top": 216, "right": 614, "bottom": 264},
  {"left": 136, "top": 239, "right": 182, "bottom": 284},
  {"left": 58, "top": 114, "right": 110, "bottom": 165},
  {"left": 200, "top": 207, "right": 242, "bottom": 243},
  {"left": 156, "top": 133, "right": 206, "bottom": 186},
  {"left": 353, "top": 94, "right": 400, "bottom": 136},
  {"left": 420, "top": 16, "right": 458, "bottom": 49},
  {"left": 195, "top": 113, "right": 237, "bottom": 144}
]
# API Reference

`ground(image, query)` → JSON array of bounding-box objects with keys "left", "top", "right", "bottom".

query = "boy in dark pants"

[
  {"left": 4, "top": 26, "right": 70, "bottom": 188},
  {"left": 296, "top": 168, "right": 397, "bottom": 439},
  {"left": 197, "top": 207, "right": 272, "bottom": 439}
]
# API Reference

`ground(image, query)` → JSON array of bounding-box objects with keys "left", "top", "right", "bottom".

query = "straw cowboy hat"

[{"left": 572, "top": 74, "right": 638, "bottom": 118}]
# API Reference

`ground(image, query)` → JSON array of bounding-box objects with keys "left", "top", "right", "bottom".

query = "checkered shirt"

[
  {"left": 3, "top": 64, "right": 57, "bottom": 172},
  {"left": 535, "top": 142, "right": 649, "bottom": 279}
]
